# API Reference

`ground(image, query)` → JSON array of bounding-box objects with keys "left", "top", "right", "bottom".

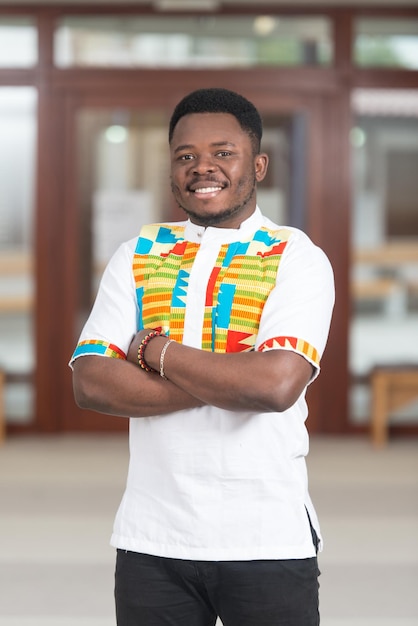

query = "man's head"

[
  {"left": 169, "top": 88, "right": 268, "bottom": 229},
  {"left": 169, "top": 88, "right": 263, "bottom": 156}
]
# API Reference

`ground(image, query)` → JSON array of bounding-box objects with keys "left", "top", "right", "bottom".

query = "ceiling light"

[
  {"left": 105, "top": 125, "right": 128, "bottom": 144},
  {"left": 253, "top": 16, "right": 277, "bottom": 37}
]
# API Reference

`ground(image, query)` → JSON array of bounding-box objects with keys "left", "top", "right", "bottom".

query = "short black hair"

[{"left": 168, "top": 87, "right": 263, "bottom": 153}]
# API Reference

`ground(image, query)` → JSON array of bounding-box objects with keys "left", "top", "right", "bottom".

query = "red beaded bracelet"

[{"left": 137, "top": 330, "right": 162, "bottom": 373}]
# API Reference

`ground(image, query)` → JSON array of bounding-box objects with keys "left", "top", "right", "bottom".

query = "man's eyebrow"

[
  {"left": 173, "top": 141, "right": 236, "bottom": 154},
  {"left": 173, "top": 144, "right": 194, "bottom": 154},
  {"left": 211, "top": 141, "right": 237, "bottom": 149}
]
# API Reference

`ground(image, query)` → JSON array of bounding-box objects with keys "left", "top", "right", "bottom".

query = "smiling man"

[
  {"left": 169, "top": 105, "right": 266, "bottom": 228},
  {"left": 71, "top": 88, "right": 335, "bottom": 626}
]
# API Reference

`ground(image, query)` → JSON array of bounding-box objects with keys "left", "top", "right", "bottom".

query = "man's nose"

[{"left": 192, "top": 155, "right": 217, "bottom": 174}]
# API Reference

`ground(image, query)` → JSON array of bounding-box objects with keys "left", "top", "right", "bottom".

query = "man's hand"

[
  {"left": 127, "top": 329, "right": 155, "bottom": 365},
  {"left": 130, "top": 330, "right": 315, "bottom": 414},
  {"left": 72, "top": 330, "right": 204, "bottom": 418},
  {"left": 75, "top": 327, "right": 313, "bottom": 417}
]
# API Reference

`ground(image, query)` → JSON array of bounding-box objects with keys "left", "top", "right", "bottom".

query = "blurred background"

[{"left": 0, "top": 0, "right": 417, "bottom": 624}]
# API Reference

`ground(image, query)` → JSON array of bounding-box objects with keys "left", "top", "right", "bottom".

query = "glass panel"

[
  {"left": 0, "top": 88, "right": 37, "bottom": 424},
  {"left": 74, "top": 107, "right": 304, "bottom": 335},
  {"left": 76, "top": 108, "right": 170, "bottom": 319},
  {"left": 0, "top": 17, "right": 37, "bottom": 67},
  {"left": 355, "top": 18, "right": 418, "bottom": 69},
  {"left": 350, "top": 89, "right": 418, "bottom": 426},
  {"left": 55, "top": 15, "right": 332, "bottom": 68}
]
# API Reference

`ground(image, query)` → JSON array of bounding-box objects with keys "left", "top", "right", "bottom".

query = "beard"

[{"left": 171, "top": 174, "right": 257, "bottom": 227}]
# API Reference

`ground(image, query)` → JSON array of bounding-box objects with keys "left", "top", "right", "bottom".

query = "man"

[{"left": 71, "top": 87, "right": 334, "bottom": 625}]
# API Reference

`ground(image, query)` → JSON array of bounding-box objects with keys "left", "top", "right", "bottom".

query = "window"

[
  {"left": 355, "top": 18, "right": 418, "bottom": 69},
  {"left": 54, "top": 15, "right": 332, "bottom": 68},
  {"left": 0, "top": 87, "right": 37, "bottom": 424},
  {"left": 0, "top": 17, "right": 37, "bottom": 67},
  {"left": 350, "top": 89, "right": 418, "bottom": 425}
]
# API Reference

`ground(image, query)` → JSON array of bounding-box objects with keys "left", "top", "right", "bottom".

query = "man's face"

[{"left": 170, "top": 112, "right": 268, "bottom": 228}]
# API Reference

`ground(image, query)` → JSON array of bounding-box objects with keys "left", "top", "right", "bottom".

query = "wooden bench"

[{"left": 371, "top": 366, "right": 418, "bottom": 447}]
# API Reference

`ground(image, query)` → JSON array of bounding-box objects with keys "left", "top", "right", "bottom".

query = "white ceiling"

[{"left": 1, "top": 0, "right": 417, "bottom": 6}]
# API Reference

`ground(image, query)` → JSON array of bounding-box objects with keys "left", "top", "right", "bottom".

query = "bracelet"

[
  {"left": 159, "top": 339, "right": 173, "bottom": 380},
  {"left": 137, "top": 330, "right": 162, "bottom": 373}
]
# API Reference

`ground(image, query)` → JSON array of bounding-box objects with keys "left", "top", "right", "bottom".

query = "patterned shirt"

[{"left": 71, "top": 207, "right": 334, "bottom": 561}]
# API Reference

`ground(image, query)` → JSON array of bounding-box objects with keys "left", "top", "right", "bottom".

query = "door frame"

[
  {"left": 40, "top": 68, "right": 350, "bottom": 433},
  {"left": 1, "top": 5, "right": 416, "bottom": 435}
]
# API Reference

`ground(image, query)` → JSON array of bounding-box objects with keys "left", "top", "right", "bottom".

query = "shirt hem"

[{"left": 110, "top": 534, "right": 318, "bottom": 561}]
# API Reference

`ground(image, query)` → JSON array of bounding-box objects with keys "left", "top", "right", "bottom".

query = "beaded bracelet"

[
  {"left": 159, "top": 339, "right": 173, "bottom": 380},
  {"left": 137, "top": 330, "right": 162, "bottom": 373}
]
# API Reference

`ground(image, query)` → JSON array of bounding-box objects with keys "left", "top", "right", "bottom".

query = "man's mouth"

[
  {"left": 193, "top": 186, "right": 223, "bottom": 194},
  {"left": 188, "top": 178, "right": 226, "bottom": 194}
]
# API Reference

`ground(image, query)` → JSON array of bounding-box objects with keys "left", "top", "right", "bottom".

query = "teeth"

[{"left": 194, "top": 187, "right": 222, "bottom": 194}]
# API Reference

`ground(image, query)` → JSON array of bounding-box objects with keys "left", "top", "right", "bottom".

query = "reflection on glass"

[
  {"left": 0, "top": 17, "right": 37, "bottom": 67},
  {"left": 0, "top": 88, "right": 37, "bottom": 423},
  {"left": 75, "top": 108, "right": 301, "bottom": 336},
  {"left": 350, "top": 89, "right": 418, "bottom": 425},
  {"left": 55, "top": 15, "right": 332, "bottom": 68},
  {"left": 355, "top": 18, "right": 418, "bottom": 69}
]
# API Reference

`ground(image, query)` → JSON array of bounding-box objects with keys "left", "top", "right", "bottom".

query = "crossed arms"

[{"left": 72, "top": 329, "right": 314, "bottom": 419}]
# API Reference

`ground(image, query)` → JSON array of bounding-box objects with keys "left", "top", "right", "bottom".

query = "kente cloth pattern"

[
  {"left": 259, "top": 336, "right": 319, "bottom": 368},
  {"left": 72, "top": 223, "right": 321, "bottom": 366},
  {"left": 72, "top": 339, "right": 126, "bottom": 360},
  {"left": 134, "top": 223, "right": 291, "bottom": 354}
]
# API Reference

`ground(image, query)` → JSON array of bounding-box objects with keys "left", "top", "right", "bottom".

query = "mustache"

[{"left": 187, "top": 176, "right": 226, "bottom": 190}]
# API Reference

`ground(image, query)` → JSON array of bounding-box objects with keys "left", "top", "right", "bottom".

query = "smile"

[{"left": 193, "top": 186, "right": 223, "bottom": 194}]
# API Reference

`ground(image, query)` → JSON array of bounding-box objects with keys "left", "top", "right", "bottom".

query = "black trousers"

[{"left": 114, "top": 550, "right": 321, "bottom": 626}]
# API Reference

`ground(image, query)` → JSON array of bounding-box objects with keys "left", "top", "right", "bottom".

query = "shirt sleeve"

[
  {"left": 255, "top": 229, "right": 335, "bottom": 381},
  {"left": 69, "top": 238, "right": 138, "bottom": 368}
]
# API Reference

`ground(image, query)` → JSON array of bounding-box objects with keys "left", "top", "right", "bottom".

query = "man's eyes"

[{"left": 179, "top": 151, "right": 232, "bottom": 160}]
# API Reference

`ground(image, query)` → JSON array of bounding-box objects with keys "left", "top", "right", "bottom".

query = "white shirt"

[{"left": 71, "top": 207, "right": 335, "bottom": 561}]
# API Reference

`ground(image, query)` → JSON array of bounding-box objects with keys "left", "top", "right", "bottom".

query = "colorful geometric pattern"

[
  {"left": 134, "top": 223, "right": 293, "bottom": 353},
  {"left": 72, "top": 339, "right": 126, "bottom": 360},
  {"left": 258, "top": 336, "right": 320, "bottom": 367},
  {"left": 133, "top": 225, "right": 199, "bottom": 342}
]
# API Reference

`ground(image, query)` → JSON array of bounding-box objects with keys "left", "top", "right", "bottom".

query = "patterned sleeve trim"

[
  {"left": 71, "top": 340, "right": 127, "bottom": 361},
  {"left": 258, "top": 336, "right": 320, "bottom": 368}
]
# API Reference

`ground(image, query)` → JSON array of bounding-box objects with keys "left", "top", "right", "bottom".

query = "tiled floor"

[{"left": 0, "top": 434, "right": 417, "bottom": 626}]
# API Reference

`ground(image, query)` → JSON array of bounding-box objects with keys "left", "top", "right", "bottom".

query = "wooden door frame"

[
  {"left": 47, "top": 68, "right": 350, "bottom": 433},
  {"left": 3, "top": 4, "right": 415, "bottom": 435}
]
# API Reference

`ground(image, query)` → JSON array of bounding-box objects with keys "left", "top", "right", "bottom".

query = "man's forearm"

[
  {"left": 133, "top": 332, "right": 314, "bottom": 414},
  {"left": 72, "top": 355, "right": 203, "bottom": 418}
]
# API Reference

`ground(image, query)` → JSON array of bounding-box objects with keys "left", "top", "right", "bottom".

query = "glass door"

[{"left": 62, "top": 100, "right": 313, "bottom": 431}]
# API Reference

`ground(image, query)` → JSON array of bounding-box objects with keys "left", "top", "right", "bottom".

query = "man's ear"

[{"left": 255, "top": 153, "right": 269, "bottom": 183}]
